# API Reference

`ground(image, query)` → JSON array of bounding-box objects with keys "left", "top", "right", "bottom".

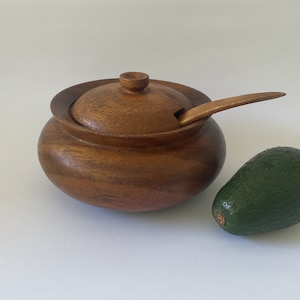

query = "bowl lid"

[{"left": 70, "top": 72, "right": 195, "bottom": 135}]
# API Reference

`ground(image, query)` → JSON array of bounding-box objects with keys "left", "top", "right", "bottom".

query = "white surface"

[{"left": 1, "top": 1, "right": 300, "bottom": 299}]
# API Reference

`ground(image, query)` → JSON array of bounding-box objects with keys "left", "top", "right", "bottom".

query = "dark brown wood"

[
  {"left": 38, "top": 117, "right": 225, "bottom": 211},
  {"left": 119, "top": 71, "right": 150, "bottom": 92},
  {"left": 177, "top": 92, "right": 286, "bottom": 126},
  {"left": 70, "top": 73, "right": 194, "bottom": 135},
  {"left": 38, "top": 72, "right": 285, "bottom": 212},
  {"left": 38, "top": 73, "right": 226, "bottom": 211}
]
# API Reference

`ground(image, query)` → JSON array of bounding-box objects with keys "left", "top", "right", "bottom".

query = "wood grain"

[
  {"left": 177, "top": 92, "right": 286, "bottom": 126},
  {"left": 38, "top": 117, "right": 226, "bottom": 211},
  {"left": 38, "top": 76, "right": 226, "bottom": 211}
]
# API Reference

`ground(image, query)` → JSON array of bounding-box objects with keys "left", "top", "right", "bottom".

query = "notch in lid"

[{"left": 70, "top": 72, "right": 194, "bottom": 135}]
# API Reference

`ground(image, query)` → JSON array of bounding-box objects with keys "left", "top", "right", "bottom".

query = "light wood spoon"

[{"left": 177, "top": 92, "right": 286, "bottom": 126}]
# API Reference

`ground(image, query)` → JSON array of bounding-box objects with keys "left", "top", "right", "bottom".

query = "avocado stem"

[{"left": 216, "top": 213, "right": 226, "bottom": 226}]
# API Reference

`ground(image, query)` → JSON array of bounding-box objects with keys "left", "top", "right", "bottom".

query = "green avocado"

[{"left": 212, "top": 147, "right": 300, "bottom": 235}]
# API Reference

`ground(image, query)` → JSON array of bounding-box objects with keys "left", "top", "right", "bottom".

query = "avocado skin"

[{"left": 212, "top": 147, "right": 300, "bottom": 235}]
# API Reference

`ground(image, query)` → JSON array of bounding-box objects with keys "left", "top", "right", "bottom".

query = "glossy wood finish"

[
  {"left": 38, "top": 117, "right": 225, "bottom": 211},
  {"left": 38, "top": 76, "right": 226, "bottom": 211},
  {"left": 38, "top": 72, "right": 285, "bottom": 211},
  {"left": 177, "top": 92, "right": 286, "bottom": 126},
  {"left": 70, "top": 73, "right": 193, "bottom": 135}
]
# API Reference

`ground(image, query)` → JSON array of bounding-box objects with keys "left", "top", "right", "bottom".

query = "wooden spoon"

[{"left": 177, "top": 92, "right": 286, "bottom": 126}]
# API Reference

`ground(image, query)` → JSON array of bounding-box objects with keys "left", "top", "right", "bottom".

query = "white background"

[{"left": 1, "top": 1, "right": 300, "bottom": 299}]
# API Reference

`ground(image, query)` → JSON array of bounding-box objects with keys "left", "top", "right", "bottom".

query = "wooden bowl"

[{"left": 38, "top": 72, "right": 226, "bottom": 211}]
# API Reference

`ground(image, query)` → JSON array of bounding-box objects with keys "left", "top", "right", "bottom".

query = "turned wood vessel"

[{"left": 38, "top": 72, "right": 285, "bottom": 211}]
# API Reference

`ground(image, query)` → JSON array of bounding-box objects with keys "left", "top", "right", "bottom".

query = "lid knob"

[{"left": 119, "top": 72, "right": 150, "bottom": 92}]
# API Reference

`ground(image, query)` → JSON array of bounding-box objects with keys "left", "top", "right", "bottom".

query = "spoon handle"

[{"left": 177, "top": 92, "right": 286, "bottom": 126}]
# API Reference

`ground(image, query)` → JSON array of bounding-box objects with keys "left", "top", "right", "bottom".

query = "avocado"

[{"left": 212, "top": 147, "right": 300, "bottom": 235}]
